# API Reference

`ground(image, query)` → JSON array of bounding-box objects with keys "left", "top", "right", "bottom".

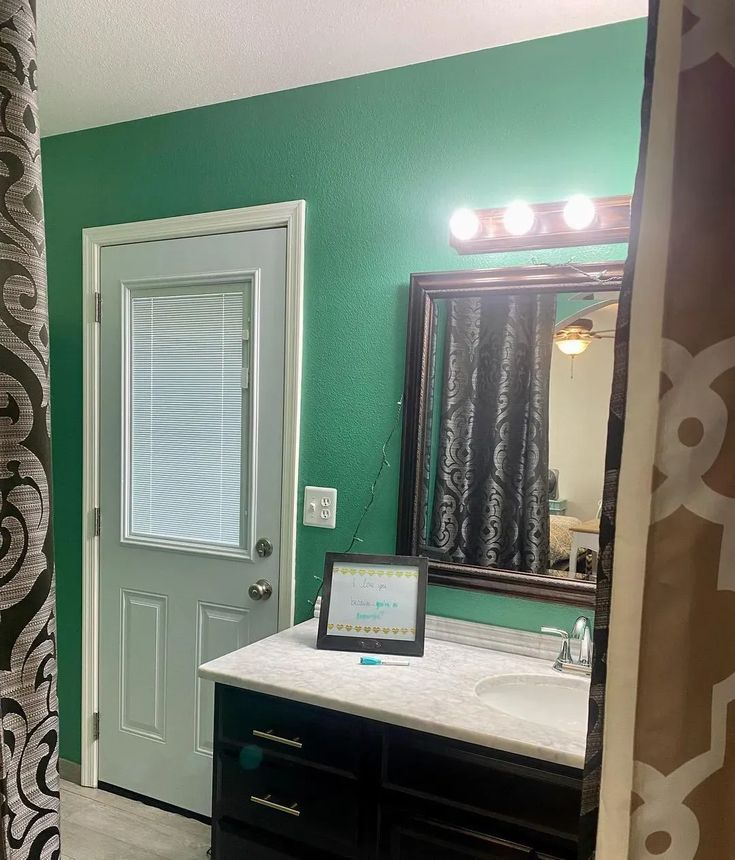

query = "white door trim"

[{"left": 81, "top": 200, "right": 305, "bottom": 787}]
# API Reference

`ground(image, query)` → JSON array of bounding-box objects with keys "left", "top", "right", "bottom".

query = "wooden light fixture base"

[{"left": 450, "top": 194, "right": 631, "bottom": 254}]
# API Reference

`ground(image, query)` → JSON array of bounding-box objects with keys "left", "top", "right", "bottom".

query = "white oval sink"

[{"left": 475, "top": 673, "right": 590, "bottom": 733}]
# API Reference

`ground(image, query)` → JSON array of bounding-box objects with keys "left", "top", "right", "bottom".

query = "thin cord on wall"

[
  {"left": 531, "top": 258, "right": 621, "bottom": 286},
  {"left": 308, "top": 396, "right": 404, "bottom": 609}
]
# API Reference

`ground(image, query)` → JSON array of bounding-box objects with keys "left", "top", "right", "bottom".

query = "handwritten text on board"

[{"left": 326, "top": 564, "right": 419, "bottom": 639}]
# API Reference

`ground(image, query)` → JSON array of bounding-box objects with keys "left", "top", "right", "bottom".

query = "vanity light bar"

[{"left": 449, "top": 194, "right": 632, "bottom": 254}]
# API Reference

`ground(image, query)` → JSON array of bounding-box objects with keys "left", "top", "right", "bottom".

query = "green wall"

[{"left": 42, "top": 19, "right": 646, "bottom": 763}]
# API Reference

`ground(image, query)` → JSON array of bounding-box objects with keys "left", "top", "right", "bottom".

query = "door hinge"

[
  {"left": 94, "top": 292, "right": 102, "bottom": 323},
  {"left": 93, "top": 711, "right": 100, "bottom": 742},
  {"left": 93, "top": 507, "right": 101, "bottom": 537}
]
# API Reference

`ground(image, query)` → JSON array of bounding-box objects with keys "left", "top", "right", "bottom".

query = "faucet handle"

[
  {"left": 541, "top": 627, "right": 568, "bottom": 639},
  {"left": 541, "top": 627, "right": 572, "bottom": 666}
]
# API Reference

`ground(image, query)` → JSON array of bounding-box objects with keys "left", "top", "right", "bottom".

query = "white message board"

[{"left": 325, "top": 562, "right": 420, "bottom": 640}]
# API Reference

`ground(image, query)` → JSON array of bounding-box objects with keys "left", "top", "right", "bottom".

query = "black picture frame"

[{"left": 317, "top": 552, "right": 428, "bottom": 657}]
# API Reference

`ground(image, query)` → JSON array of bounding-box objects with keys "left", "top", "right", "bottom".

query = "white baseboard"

[{"left": 59, "top": 758, "right": 82, "bottom": 785}]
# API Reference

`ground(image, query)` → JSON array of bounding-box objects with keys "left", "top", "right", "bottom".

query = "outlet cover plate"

[{"left": 303, "top": 486, "right": 337, "bottom": 529}]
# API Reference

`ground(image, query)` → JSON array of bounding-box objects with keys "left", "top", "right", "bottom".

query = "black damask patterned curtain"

[
  {"left": 0, "top": 2, "right": 59, "bottom": 859},
  {"left": 429, "top": 293, "right": 554, "bottom": 573}
]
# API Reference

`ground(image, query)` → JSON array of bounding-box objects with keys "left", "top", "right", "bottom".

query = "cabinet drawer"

[
  {"left": 379, "top": 797, "right": 575, "bottom": 860},
  {"left": 214, "top": 818, "right": 345, "bottom": 860},
  {"left": 215, "top": 822, "right": 299, "bottom": 860},
  {"left": 217, "top": 685, "right": 363, "bottom": 776},
  {"left": 382, "top": 728, "right": 581, "bottom": 843},
  {"left": 380, "top": 807, "right": 535, "bottom": 859},
  {"left": 216, "top": 749, "right": 362, "bottom": 857}
]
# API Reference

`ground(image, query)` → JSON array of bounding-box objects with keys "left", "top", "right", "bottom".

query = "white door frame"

[{"left": 80, "top": 201, "right": 305, "bottom": 787}]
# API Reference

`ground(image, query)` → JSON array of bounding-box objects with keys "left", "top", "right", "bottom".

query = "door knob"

[
  {"left": 248, "top": 579, "right": 273, "bottom": 601},
  {"left": 255, "top": 538, "right": 273, "bottom": 558}
]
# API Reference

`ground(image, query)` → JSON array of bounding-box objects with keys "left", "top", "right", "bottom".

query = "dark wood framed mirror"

[{"left": 396, "top": 262, "right": 625, "bottom": 606}]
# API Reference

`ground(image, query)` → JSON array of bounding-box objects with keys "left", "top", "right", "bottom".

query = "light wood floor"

[{"left": 60, "top": 779, "right": 211, "bottom": 860}]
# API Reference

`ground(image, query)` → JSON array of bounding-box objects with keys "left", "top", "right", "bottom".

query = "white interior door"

[{"left": 98, "top": 228, "right": 287, "bottom": 815}]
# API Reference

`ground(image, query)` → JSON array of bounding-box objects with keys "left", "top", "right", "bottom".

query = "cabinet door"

[{"left": 381, "top": 809, "right": 535, "bottom": 859}]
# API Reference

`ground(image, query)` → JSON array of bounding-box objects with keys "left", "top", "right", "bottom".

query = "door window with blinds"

[{"left": 123, "top": 280, "right": 250, "bottom": 555}]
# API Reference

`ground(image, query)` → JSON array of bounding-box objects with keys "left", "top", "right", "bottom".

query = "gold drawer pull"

[
  {"left": 250, "top": 794, "right": 301, "bottom": 817},
  {"left": 252, "top": 729, "right": 303, "bottom": 749}
]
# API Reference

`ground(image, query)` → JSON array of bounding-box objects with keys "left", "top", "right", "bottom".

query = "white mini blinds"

[{"left": 127, "top": 286, "right": 246, "bottom": 549}]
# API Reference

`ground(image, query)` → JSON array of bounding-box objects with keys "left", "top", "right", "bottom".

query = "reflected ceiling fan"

[
  {"left": 553, "top": 317, "right": 615, "bottom": 357},
  {"left": 554, "top": 317, "right": 615, "bottom": 379}
]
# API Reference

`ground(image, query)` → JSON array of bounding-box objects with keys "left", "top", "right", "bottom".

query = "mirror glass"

[{"left": 418, "top": 289, "right": 618, "bottom": 581}]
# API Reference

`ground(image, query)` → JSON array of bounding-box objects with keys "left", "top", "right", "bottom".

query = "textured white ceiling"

[{"left": 38, "top": 0, "right": 647, "bottom": 137}]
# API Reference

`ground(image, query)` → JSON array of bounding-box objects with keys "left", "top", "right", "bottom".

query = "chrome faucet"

[{"left": 542, "top": 616, "right": 593, "bottom": 675}]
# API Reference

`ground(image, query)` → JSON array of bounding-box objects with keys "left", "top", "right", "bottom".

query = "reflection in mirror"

[{"left": 419, "top": 290, "right": 618, "bottom": 582}]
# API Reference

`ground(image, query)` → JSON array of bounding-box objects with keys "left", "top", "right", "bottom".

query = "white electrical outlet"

[{"left": 303, "top": 486, "right": 337, "bottom": 529}]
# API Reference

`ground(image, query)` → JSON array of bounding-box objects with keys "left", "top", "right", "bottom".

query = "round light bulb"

[
  {"left": 556, "top": 338, "right": 591, "bottom": 356},
  {"left": 503, "top": 200, "right": 535, "bottom": 236},
  {"left": 563, "top": 194, "right": 596, "bottom": 230},
  {"left": 449, "top": 208, "right": 481, "bottom": 241}
]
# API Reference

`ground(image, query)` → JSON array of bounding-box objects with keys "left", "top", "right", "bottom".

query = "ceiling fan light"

[
  {"left": 555, "top": 337, "right": 591, "bottom": 356},
  {"left": 554, "top": 324, "right": 594, "bottom": 355}
]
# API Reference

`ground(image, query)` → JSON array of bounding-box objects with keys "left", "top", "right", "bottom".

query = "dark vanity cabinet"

[{"left": 211, "top": 685, "right": 582, "bottom": 859}]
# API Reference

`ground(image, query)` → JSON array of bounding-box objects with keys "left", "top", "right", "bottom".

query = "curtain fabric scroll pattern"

[
  {"left": 629, "top": 2, "right": 735, "bottom": 857},
  {"left": 430, "top": 294, "right": 554, "bottom": 573},
  {"left": 581, "top": 1, "right": 735, "bottom": 857},
  {"left": 0, "top": 2, "right": 59, "bottom": 859}
]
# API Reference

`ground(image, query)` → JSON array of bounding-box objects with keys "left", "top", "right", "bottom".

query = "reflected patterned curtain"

[
  {"left": 430, "top": 293, "right": 554, "bottom": 573},
  {"left": 0, "top": 2, "right": 59, "bottom": 859}
]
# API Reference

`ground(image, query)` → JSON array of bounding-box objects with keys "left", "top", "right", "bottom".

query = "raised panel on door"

[
  {"left": 120, "top": 589, "right": 167, "bottom": 742},
  {"left": 196, "top": 602, "right": 250, "bottom": 755}
]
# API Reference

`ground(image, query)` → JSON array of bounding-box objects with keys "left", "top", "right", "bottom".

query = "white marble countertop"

[{"left": 199, "top": 619, "right": 587, "bottom": 769}]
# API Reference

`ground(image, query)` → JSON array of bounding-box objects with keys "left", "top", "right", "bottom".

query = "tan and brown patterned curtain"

[
  {"left": 0, "top": 1, "right": 59, "bottom": 859},
  {"left": 584, "top": 0, "right": 735, "bottom": 857}
]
